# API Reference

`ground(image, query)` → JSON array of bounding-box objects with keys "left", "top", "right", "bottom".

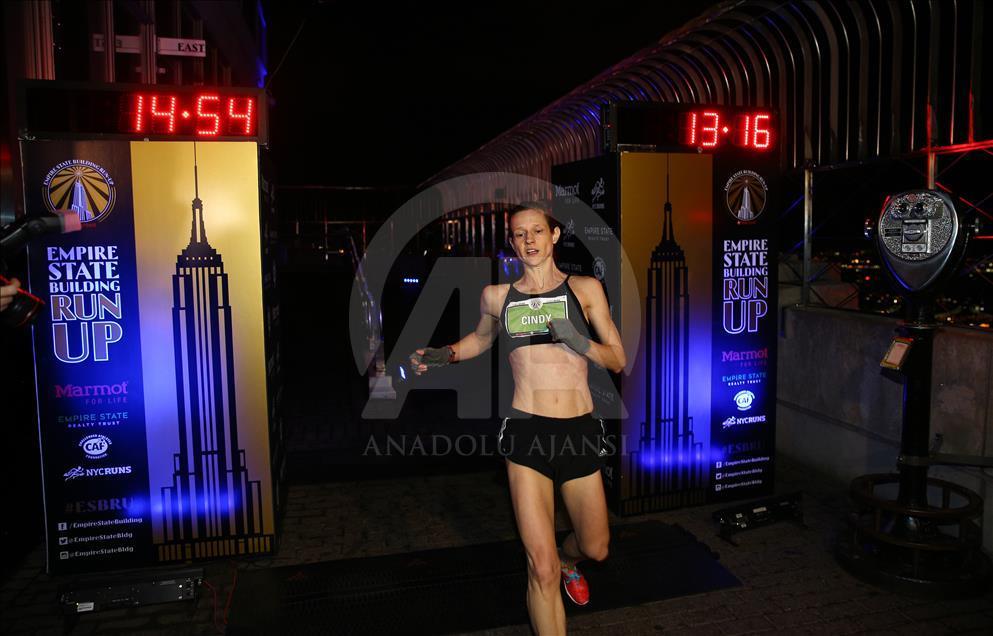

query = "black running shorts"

[{"left": 497, "top": 407, "right": 607, "bottom": 486}]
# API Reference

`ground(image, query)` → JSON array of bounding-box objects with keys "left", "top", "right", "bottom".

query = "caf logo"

[
  {"left": 43, "top": 159, "right": 116, "bottom": 223},
  {"left": 724, "top": 170, "right": 767, "bottom": 223},
  {"left": 80, "top": 434, "right": 112, "bottom": 459},
  {"left": 734, "top": 390, "right": 755, "bottom": 411},
  {"left": 593, "top": 256, "right": 606, "bottom": 282}
]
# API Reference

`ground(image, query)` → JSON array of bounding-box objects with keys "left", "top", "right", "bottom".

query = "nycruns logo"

[
  {"left": 64, "top": 465, "right": 132, "bottom": 481},
  {"left": 721, "top": 348, "right": 768, "bottom": 362},
  {"left": 43, "top": 159, "right": 116, "bottom": 223},
  {"left": 54, "top": 382, "right": 128, "bottom": 399},
  {"left": 591, "top": 177, "right": 605, "bottom": 203},
  {"left": 722, "top": 414, "right": 767, "bottom": 429}
]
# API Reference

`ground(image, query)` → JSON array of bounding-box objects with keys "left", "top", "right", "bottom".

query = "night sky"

[{"left": 263, "top": 1, "right": 724, "bottom": 188}]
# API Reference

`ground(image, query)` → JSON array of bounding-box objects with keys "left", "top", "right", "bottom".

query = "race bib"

[{"left": 505, "top": 295, "right": 568, "bottom": 338}]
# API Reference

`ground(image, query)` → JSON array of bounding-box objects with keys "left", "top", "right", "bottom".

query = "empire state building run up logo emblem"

[
  {"left": 43, "top": 160, "right": 116, "bottom": 223},
  {"left": 724, "top": 170, "right": 767, "bottom": 223}
]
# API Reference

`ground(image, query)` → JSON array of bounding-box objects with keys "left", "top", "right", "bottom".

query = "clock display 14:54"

[{"left": 130, "top": 94, "right": 256, "bottom": 136}]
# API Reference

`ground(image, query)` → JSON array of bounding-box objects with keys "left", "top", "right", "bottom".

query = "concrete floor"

[{"left": 3, "top": 455, "right": 993, "bottom": 635}]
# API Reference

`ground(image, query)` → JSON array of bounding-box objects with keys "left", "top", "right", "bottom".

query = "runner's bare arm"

[
  {"left": 450, "top": 285, "right": 502, "bottom": 361},
  {"left": 576, "top": 277, "right": 626, "bottom": 373},
  {"left": 410, "top": 286, "right": 502, "bottom": 373}
]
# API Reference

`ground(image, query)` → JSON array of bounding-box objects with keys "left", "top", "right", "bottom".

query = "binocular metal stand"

[{"left": 837, "top": 317, "right": 992, "bottom": 597}]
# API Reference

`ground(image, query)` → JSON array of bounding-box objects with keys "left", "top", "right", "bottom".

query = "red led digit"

[
  {"left": 752, "top": 114, "right": 771, "bottom": 148},
  {"left": 737, "top": 114, "right": 750, "bottom": 147},
  {"left": 701, "top": 111, "right": 720, "bottom": 147},
  {"left": 678, "top": 111, "right": 699, "bottom": 145},
  {"left": 227, "top": 97, "right": 255, "bottom": 135},
  {"left": 195, "top": 94, "right": 221, "bottom": 136},
  {"left": 687, "top": 112, "right": 697, "bottom": 145},
  {"left": 132, "top": 94, "right": 145, "bottom": 132},
  {"left": 149, "top": 95, "right": 177, "bottom": 133}
]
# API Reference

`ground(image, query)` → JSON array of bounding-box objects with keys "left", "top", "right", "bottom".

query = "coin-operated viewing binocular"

[
  {"left": 876, "top": 189, "right": 967, "bottom": 298},
  {"left": 837, "top": 189, "right": 991, "bottom": 596}
]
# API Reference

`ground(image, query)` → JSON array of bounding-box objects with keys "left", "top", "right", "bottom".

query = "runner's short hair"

[
  {"left": 509, "top": 200, "right": 552, "bottom": 217},
  {"left": 508, "top": 200, "right": 560, "bottom": 233}
]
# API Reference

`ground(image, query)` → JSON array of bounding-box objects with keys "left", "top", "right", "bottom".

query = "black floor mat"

[{"left": 226, "top": 521, "right": 740, "bottom": 635}]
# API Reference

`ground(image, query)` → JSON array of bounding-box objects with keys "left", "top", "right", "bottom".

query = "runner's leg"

[{"left": 507, "top": 459, "right": 565, "bottom": 636}]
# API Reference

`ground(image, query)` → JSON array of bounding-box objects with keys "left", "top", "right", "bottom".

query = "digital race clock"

[
  {"left": 19, "top": 81, "right": 267, "bottom": 143},
  {"left": 602, "top": 102, "right": 776, "bottom": 153},
  {"left": 129, "top": 93, "right": 255, "bottom": 136}
]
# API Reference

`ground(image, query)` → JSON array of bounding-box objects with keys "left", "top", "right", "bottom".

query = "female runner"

[{"left": 411, "top": 203, "right": 626, "bottom": 635}]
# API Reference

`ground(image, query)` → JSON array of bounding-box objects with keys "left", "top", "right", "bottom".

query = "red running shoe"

[{"left": 561, "top": 561, "right": 589, "bottom": 606}]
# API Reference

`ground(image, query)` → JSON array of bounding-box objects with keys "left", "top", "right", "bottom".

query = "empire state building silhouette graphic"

[
  {"left": 627, "top": 166, "right": 705, "bottom": 512},
  {"left": 158, "top": 146, "right": 271, "bottom": 561}
]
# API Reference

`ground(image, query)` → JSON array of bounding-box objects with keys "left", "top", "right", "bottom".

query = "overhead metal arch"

[
  {"left": 687, "top": 35, "right": 743, "bottom": 104},
  {"left": 657, "top": 49, "right": 714, "bottom": 103},
  {"left": 666, "top": 43, "right": 725, "bottom": 103},
  {"left": 634, "top": 58, "right": 692, "bottom": 103},
  {"left": 599, "top": 77, "right": 644, "bottom": 102},
  {"left": 556, "top": 103, "right": 599, "bottom": 156},
  {"left": 628, "top": 68, "right": 675, "bottom": 102},
  {"left": 613, "top": 72, "right": 661, "bottom": 102},
  {"left": 753, "top": 1, "right": 821, "bottom": 164},
  {"left": 833, "top": 0, "right": 871, "bottom": 160},
  {"left": 735, "top": 22, "right": 780, "bottom": 107},
  {"left": 746, "top": 6, "right": 802, "bottom": 166},
  {"left": 792, "top": 0, "right": 841, "bottom": 162},
  {"left": 424, "top": 0, "right": 991, "bottom": 196},
  {"left": 698, "top": 27, "right": 761, "bottom": 105}
]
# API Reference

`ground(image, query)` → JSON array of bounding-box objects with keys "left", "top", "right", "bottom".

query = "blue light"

[
  {"left": 402, "top": 277, "right": 420, "bottom": 285},
  {"left": 257, "top": 59, "right": 268, "bottom": 88},
  {"left": 128, "top": 497, "right": 148, "bottom": 516},
  {"left": 500, "top": 256, "right": 522, "bottom": 279},
  {"left": 636, "top": 447, "right": 714, "bottom": 471},
  {"left": 257, "top": 0, "right": 267, "bottom": 29}
]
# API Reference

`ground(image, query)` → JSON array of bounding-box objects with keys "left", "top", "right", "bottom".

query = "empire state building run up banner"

[{"left": 23, "top": 140, "right": 274, "bottom": 574}]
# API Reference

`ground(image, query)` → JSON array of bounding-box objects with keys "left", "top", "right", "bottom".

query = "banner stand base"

[{"left": 58, "top": 565, "right": 203, "bottom": 615}]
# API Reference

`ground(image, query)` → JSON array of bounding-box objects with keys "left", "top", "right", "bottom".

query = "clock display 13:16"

[{"left": 679, "top": 110, "right": 773, "bottom": 150}]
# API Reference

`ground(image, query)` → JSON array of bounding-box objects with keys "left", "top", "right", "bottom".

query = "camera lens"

[{"left": 1, "top": 289, "right": 44, "bottom": 328}]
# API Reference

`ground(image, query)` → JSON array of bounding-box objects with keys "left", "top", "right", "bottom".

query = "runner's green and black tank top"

[{"left": 499, "top": 275, "right": 596, "bottom": 355}]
